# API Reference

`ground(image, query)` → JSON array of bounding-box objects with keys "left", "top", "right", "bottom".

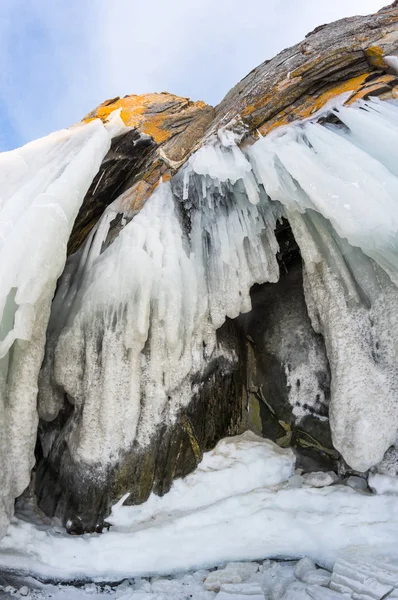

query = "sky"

[{"left": 0, "top": 0, "right": 387, "bottom": 152}]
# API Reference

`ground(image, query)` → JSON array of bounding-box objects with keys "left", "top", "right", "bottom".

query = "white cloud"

[{"left": 0, "top": 0, "right": 387, "bottom": 149}]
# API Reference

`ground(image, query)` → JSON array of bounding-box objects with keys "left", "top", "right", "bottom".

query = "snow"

[
  {"left": 0, "top": 111, "right": 125, "bottom": 538},
  {"left": 0, "top": 433, "right": 397, "bottom": 587},
  {"left": 368, "top": 473, "right": 398, "bottom": 495}
]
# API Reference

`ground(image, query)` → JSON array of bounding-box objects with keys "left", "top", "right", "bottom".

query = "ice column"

[{"left": 0, "top": 113, "right": 124, "bottom": 537}]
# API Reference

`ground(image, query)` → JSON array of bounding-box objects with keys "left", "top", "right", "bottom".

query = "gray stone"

[
  {"left": 302, "top": 471, "right": 338, "bottom": 488},
  {"left": 345, "top": 475, "right": 368, "bottom": 491}
]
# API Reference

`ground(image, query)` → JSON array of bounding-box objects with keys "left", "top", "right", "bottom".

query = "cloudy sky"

[{"left": 0, "top": 0, "right": 387, "bottom": 151}]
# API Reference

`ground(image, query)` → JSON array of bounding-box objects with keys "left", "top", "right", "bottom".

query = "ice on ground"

[
  {"left": 368, "top": 473, "right": 398, "bottom": 495},
  {"left": 0, "top": 112, "right": 125, "bottom": 539},
  {"left": 294, "top": 558, "right": 317, "bottom": 581},
  {"left": 204, "top": 561, "right": 259, "bottom": 591},
  {"left": 0, "top": 434, "right": 397, "bottom": 584},
  {"left": 330, "top": 545, "right": 398, "bottom": 598}
]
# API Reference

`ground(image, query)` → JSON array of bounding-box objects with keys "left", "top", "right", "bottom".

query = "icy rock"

[
  {"left": 294, "top": 558, "right": 317, "bottom": 580},
  {"left": 220, "top": 582, "right": 264, "bottom": 595},
  {"left": 215, "top": 592, "right": 264, "bottom": 600},
  {"left": 279, "top": 581, "right": 314, "bottom": 600},
  {"left": 305, "top": 586, "right": 350, "bottom": 599},
  {"left": 375, "top": 446, "right": 398, "bottom": 476},
  {"left": 193, "top": 570, "right": 211, "bottom": 582},
  {"left": 270, "top": 580, "right": 287, "bottom": 599},
  {"left": 204, "top": 563, "right": 258, "bottom": 591},
  {"left": 330, "top": 545, "right": 398, "bottom": 598},
  {"left": 287, "top": 474, "right": 303, "bottom": 488},
  {"left": 115, "top": 580, "right": 132, "bottom": 594},
  {"left": 18, "top": 587, "right": 29, "bottom": 596},
  {"left": 262, "top": 562, "right": 296, "bottom": 598},
  {"left": 302, "top": 472, "right": 338, "bottom": 488},
  {"left": 301, "top": 569, "right": 331, "bottom": 586},
  {"left": 368, "top": 473, "right": 398, "bottom": 495},
  {"left": 133, "top": 578, "right": 152, "bottom": 593},
  {"left": 345, "top": 476, "right": 368, "bottom": 491},
  {"left": 151, "top": 578, "right": 184, "bottom": 593},
  {"left": 4, "top": 586, "right": 16, "bottom": 594}
]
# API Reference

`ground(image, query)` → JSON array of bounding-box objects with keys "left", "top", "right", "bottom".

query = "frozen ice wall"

[
  {"left": 0, "top": 113, "right": 124, "bottom": 537},
  {"left": 248, "top": 98, "right": 398, "bottom": 470},
  {"left": 41, "top": 98, "right": 398, "bottom": 479},
  {"left": 39, "top": 129, "right": 281, "bottom": 466},
  {"left": 38, "top": 98, "right": 398, "bottom": 490}
]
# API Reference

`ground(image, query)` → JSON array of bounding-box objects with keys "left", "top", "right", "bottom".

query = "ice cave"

[{"left": 1, "top": 4, "right": 398, "bottom": 600}]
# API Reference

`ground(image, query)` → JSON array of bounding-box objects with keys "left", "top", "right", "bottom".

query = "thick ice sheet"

[
  {"left": 0, "top": 112, "right": 124, "bottom": 537},
  {"left": 0, "top": 433, "right": 397, "bottom": 583}
]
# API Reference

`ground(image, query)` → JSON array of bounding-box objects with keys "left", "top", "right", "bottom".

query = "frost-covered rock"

[
  {"left": 287, "top": 475, "right": 304, "bottom": 488},
  {"left": 375, "top": 446, "right": 398, "bottom": 476},
  {"left": 294, "top": 558, "right": 317, "bottom": 581},
  {"left": 204, "top": 562, "right": 259, "bottom": 591},
  {"left": 219, "top": 582, "right": 264, "bottom": 595},
  {"left": 345, "top": 476, "right": 368, "bottom": 492},
  {"left": 369, "top": 473, "right": 398, "bottom": 495},
  {"left": 17, "top": 586, "right": 29, "bottom": 596},
  {"left": 301, "top": 569, "right": 331, "bottom": 587},
  {"left": 302, "top": 472, "right": 338, "bottom": 488},
  {"left": 215, "top": 592, "right": 263, "bottom": 600},
  {"left": 330, "top": 545, "right": 398, "bottom": 598}
]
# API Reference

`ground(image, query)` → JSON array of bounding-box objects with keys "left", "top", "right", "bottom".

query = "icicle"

[{"left": 39, "top": 96, "right": 398, "bottom": 480}]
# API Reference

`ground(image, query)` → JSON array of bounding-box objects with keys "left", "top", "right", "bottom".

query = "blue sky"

[{"left": 0, "top": 0, "right": 386, "bottom": 152}]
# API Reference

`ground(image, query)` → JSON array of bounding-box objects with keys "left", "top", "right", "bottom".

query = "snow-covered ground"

[{"left": 0, "top": 433, "right": 398, "bottom": 599}]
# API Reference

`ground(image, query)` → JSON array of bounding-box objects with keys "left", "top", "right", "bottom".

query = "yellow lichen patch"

[
  {"left": 84, "top": 93, "right": 209, "bottom": 145},
  {"left": 347, "top": 74, "right": 398, "bottom": 103},
  {"left": 365, "top": 45, "right": 387, "bottom": 69},
  {"left": 258, "top": 73, "right": 387, "bottom": 136},
  {"left": 116, "top": 160, "right": 171, "bottom": 214}
]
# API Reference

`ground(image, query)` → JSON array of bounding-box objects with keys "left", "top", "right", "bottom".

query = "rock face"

[{"left": 2, "top": 4, "right": 398, "bottom": 536}]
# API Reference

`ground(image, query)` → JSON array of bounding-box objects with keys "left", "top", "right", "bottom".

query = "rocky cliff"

[{"left": 1, "top": 3, "right": 398, "bottom": 538}]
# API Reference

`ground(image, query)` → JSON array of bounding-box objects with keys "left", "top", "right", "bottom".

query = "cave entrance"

[{"left": 235, "top": 219, "right": 338, "bottom": 472}]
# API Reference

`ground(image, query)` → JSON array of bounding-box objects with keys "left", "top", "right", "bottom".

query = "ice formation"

[
  {"left": 1, "top": 433, "right": 397, "bottom": 584},
  {"left": 39, "top": 97, "right": 398, "bottom": 476},
  {"left": 0, "top": 112, "right": 125, "bottom": 537},
  {"left": 247, "top": 99, "right": 398, "bottom": 470},
  {"left": 38, "top": 134, "right": 280, "bottom": 464}
]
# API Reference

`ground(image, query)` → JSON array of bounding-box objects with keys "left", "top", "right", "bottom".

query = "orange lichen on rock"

[
  {"left": 365, "top": 45, "right": 388, "bottom": 68},
  {"left": 258, "top": 73, "right": 398, "bottom": 136},
  {"left": 84, "top": 93, "right": 209, "bottom": 145}
]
